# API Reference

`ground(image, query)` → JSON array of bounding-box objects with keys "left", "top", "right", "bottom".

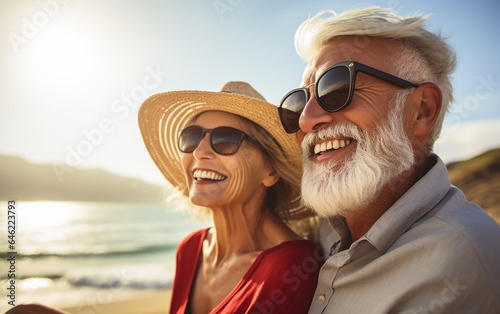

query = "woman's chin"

[{"left": 189, "top": 193, "right": 222, "bottom": 208}]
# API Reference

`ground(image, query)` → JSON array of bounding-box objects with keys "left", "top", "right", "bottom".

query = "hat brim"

[{"left": 138, "top": 90, "right": 312, "bottom": 219}]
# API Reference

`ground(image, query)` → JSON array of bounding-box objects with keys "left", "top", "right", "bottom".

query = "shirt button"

[{"left": 318, "top": 295, "right": 326, "bottom": 303}]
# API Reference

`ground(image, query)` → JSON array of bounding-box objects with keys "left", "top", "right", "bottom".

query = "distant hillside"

[
  {"left": 0, "top": 155, "right": 167, "bottom": 203},
  {"left": 447, "top": 148, "right": 500, "bottom": 224}
]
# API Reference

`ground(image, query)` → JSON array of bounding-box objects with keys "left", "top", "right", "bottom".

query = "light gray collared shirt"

[{"left": 309, "top": 156, "right": 500, "bottom": 313}]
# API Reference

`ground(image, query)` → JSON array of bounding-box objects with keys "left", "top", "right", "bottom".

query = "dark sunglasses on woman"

[
  {"left": 278, "top": 61, "right": 419, "bottom": 133},
  {"left": 178, "top": 125, "right": 264, "bottom": 156}
]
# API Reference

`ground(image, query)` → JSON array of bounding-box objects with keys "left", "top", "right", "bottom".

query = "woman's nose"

[{"left": 192, "top": 134, "right": 216, "bottom": 160}]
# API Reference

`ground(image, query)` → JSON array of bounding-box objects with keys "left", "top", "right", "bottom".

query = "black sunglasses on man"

[{"left": 278, "top": 61, "right": 419, "bottom": 133}]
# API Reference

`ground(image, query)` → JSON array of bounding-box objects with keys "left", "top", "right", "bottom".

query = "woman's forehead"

[{"left": 191, "top": 111, "right": 248, "bottom": 130}]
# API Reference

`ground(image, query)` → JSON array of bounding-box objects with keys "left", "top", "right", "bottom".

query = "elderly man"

[{"left": 278, "top": 7, "right": 500, "bottom": 313}]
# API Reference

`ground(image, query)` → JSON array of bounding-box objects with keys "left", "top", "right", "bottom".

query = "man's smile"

[{"left": 314, "top": 138, "right": 353, "bottom": 155}]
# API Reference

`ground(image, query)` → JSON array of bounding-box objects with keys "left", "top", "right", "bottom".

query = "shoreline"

[{"left": 61, "top": 289, "right": 172, "bottom": 314}]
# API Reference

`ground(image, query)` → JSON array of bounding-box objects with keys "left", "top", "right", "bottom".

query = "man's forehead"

[
  {"left": 300, "top": 43, "right": 344, "bottom": 85},
  {"left": 301, "top": 37, "right": 399, "bottom": 85}
]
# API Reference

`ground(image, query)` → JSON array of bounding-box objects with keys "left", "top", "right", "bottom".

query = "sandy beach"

[{"left": 61, "top": 289, "right": 172, "bottom": 314}]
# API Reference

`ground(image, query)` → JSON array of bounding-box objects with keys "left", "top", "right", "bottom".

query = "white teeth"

[
  {"left": 193, "top": 170, "right": 226, "bottom": 181},
  {"left": 332, "top": 140, "right": 340, "bottom": 150},
  {"left": 314, "top": 145, "right": 321, "bottom": 155},
  {"left": 314, "top": 139, "right": 353, "bottom": 155}
]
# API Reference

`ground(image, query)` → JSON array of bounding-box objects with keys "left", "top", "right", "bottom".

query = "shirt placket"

[{"left": 309, "top": 246, "right": 353, "bottom": 313}]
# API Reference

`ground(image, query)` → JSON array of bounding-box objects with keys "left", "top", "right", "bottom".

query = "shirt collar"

[
  {"left": 363, "top": 155, "right": 451, "bottom": 252},
  {"left": 322, "top": 155, "right": 451, "bottom": 255}
]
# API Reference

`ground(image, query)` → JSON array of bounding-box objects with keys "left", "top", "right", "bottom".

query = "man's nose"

[{"left": 298, "top": 92, "right": 335, "bottom": 134}]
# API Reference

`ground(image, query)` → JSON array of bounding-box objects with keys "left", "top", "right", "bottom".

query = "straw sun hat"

[{"left": 138, "top": 81, "right": 312, "bottom": 219}]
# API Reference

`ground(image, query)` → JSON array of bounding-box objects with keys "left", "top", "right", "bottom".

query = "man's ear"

[{"left": 412, "top": 83, "right": 442, "bottom": 137}]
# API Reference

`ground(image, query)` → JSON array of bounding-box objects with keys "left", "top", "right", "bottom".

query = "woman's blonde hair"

[
  {"left": 239, "top": 115, "right": 319, "bottom": 240},
  {"left": 236, "top": 116, "right": 303, "bottom": 220}
]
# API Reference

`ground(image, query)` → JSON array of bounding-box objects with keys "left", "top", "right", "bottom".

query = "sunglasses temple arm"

[{"left": 356, "top": 63, "right": 419, "bottom": 88}]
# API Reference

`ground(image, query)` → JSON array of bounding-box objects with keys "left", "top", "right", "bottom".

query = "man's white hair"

[{"left": 295, "top": 7, "right": 456, "bottom": 149}]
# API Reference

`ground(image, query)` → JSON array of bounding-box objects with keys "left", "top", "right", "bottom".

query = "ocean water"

[{"left": 0, "top": 201, "right": 210, "bottom": 312}]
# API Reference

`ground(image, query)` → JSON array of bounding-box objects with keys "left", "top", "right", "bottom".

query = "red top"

[{"left": 169, "top": 228, "right": 321, "bottom": 314}]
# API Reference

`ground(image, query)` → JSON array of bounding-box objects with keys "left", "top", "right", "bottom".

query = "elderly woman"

[{"left": 138, "top": 81, "right": 320, "bottom": 313}]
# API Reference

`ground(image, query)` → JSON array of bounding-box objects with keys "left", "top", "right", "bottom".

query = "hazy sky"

[{"left": 1, "top": 0, "right": 499, "bottom": 185}]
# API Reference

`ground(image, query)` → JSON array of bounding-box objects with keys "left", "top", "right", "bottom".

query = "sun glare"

[
  {"left": 25, "top": 23, "right": 105, "bottom": 95},
  {"left": 18, "top": 277, "right": 54, "bottom": 290},
  {"left": 18, "top": 201, "right": 85, "bottom": 228}
]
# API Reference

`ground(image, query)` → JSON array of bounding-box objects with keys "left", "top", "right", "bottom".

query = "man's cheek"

[{"left": 296, "top": 130, "right": 305, "bottom": 144}]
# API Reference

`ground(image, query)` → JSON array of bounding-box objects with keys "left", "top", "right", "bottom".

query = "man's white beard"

[{"left": 301, "top": 99, "right": 415, "bottom": 218}]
